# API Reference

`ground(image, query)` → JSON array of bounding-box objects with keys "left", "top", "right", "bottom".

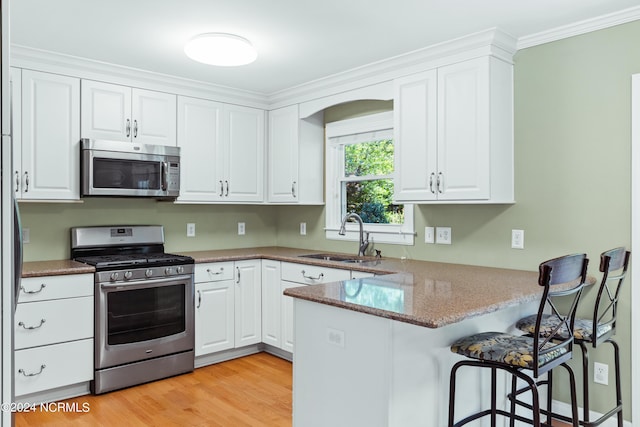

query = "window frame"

[{"left": 325, "top": 111, "right": 415, "bottom": 246}]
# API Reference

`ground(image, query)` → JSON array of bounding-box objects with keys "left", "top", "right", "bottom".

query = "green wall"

[{"left": 19, "top": 20, "right": 639, "bottom": 420}]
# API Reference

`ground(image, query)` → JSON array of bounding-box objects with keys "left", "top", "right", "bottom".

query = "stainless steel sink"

[{"left": 298, "top": 253, "right": 369, "bottom": 263}]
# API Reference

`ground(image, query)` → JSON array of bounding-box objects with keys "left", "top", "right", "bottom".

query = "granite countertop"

[
  {"left": 22, "top": 260, "right": 96, "bottom": 278},
  {"left": 24, "top": 247, "right": 585, "bottom": 330}
]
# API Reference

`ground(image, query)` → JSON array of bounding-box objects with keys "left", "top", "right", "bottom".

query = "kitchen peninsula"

[{"left": 282, "top": 257, "right": 545, "bottom": 427}]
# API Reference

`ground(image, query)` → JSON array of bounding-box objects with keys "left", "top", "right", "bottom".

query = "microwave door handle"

[{"left": 161, "top": 161, "right": 168, "bottom": 191}]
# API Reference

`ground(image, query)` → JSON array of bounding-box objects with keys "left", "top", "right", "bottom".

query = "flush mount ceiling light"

[{"left": 184, "top": 33, "right": 257, "bottom": 66}]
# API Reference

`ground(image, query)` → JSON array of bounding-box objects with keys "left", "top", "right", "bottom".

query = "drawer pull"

[
  {"left": 301, "top": 270, "right": 324, "bottom": 281},
  {"left": 18, "top": 364, "right": 46, "bottom": 377},
  {"left": 206, "top": 268, "right": 224, "bottom": 275},
  {"left": 18, "top": 319, "right": 46, "bottom": 330},
  {"left": 20, "top": 283, "right": 46, "bottom": 294}
]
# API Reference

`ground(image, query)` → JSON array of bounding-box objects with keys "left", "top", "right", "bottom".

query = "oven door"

[{"left": 96, "top": 275, "right": 194, "bottom": 370}]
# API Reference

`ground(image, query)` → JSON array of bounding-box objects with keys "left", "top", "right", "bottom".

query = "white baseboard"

[{"left": 552, "top": 399, "right": 631, "bottom": 427}]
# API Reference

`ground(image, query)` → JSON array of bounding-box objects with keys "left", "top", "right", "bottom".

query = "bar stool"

[
  {"left": 516, "top": 247, "right": 629, "bottom": 426},
  {"left": 448, "top": 253, "right": 588, "bottom": 427}
]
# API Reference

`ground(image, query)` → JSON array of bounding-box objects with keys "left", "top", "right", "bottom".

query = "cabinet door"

[
  {"left": 81, "top": 80, "right": 132, "bottom": 142},
  {"left": 132, "top": 88, "right": 177, "bottom": 146},
  {"left": 11, "top": 68, "right": 22, "bottom": 196},
  {"left": 224, "top": 105, "right": 265, "bottom": 202},
  {"left": 393, "top": 69, "right": 438, "bottom": 202},
  {"left": 261, "top": 260, "right": 281, "bottom": 348},
  {"left": 21, "top": 70, "right": 80, "bottom": 200},
  {"left": 234, "top": 260, "right": 262, "bottom": 347},
  {"left": 281, "top": 281, "right": 306, "bottom": 353},
  {"left": 268, "top": 105, "right": 299, "bottom": 202},
  {"left": 437, "top": 58, "right": 490, "bottom": 200},
  {"left": 177, "top": 96, "right": 224, "bottom": 202},
  {"left": 195, "top": 280, "right": 234, "bottom": 356}
]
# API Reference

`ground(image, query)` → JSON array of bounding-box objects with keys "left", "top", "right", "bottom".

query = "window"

[{"left": 325, "top": 111, "right": 414, "bottom": 246}]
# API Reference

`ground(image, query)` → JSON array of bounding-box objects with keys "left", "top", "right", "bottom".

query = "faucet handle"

[{"left": 375, "top": 249, "right": 382, "bottom": 259}]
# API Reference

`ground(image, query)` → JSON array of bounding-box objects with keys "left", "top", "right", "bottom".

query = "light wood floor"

[
  {"left": 15, "top": 352, "right": 573, "bottom": 426},
  {"left": 15, "top": 352, "right": 292, "bottom": 427}
]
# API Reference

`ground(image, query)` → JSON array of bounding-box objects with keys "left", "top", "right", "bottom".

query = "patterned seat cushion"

[
  {"left": 450, "top": 331, "right": 568, "bottom": 370},
  {"left": 515, "top": 314, "right": 612, "bottom": 342}
]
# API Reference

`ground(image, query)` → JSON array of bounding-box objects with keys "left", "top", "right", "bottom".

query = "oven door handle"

[{"left": 100, "top": 275, "right": 193, "bottom": 290}]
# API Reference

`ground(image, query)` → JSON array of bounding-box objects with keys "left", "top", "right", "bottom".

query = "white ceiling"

[{"left": 10, "top": 0, "right": 640, "bottom": 95}]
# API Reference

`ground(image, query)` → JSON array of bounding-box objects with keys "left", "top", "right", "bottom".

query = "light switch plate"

[
  {"left": 511, "top": 229, "right": 524, "bottom": 249},
  {"left": 300, "top": 222, "right": 307, "bottom": 235},
  {"left": 425, "top": 226, "right": 434, "bottom": 244},
  {"left": 186, "top": 223, "right": 195, "bottom": 237}
]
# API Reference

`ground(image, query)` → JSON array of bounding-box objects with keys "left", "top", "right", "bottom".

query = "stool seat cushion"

[
  {"left": 450, "top": 331, "right": 568, "bottom": 370},
  {"left": 515, "top": 314, "right": 612, "bottom": 342}
]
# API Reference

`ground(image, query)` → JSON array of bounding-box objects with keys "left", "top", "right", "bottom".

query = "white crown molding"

[
  {"left": 517, "top": 5, "right": 640, "bottom": 50},
  {"left": 268, "top": 27, "right": 517, "bottom": 109},
  {"left": 11, "top": 45, "right": 271, "bottom": 109}
]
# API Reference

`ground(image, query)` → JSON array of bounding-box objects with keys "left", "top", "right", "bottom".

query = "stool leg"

[
  {"left": 546, "top": 369, "right": 553, "bottom": 426},
  {"left": 509, "top": 373, "right": 517, "bottom": 427},
  {"left": 561, "top": 362, "right": 580, "bottom": 427},
  {"left": 609, "top": 340, "right": 623, "bottom": 427},
  {"left": 578, "top": 341, "right": 590, "bottom": 424},
  {"left": 448, "top": 362, "right": 459, "bottom": 427},
  {"left": 491, "top": 367, "right": 497, "bottom": 426}
]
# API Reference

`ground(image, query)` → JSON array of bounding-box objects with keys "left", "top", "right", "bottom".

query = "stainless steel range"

[{"left": 71, "top": 225, "right": 195, "bottom": 394}]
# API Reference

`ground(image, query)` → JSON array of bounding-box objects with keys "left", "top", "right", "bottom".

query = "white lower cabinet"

[
  {"left": 263, "top": 262, "right": 352, "bottom": 354},
  {"left": 194, "top": 260, "right": 262, "bottom": 357},
  {"left": 14, "top": 274, "right": 93, "bottom": 397}
]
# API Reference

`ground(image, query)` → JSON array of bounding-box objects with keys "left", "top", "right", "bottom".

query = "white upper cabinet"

[
  {"left": 267, "top": 105, "right": 324, "bottom": 204},
  {"left": 223, "top": 105, "right": 265, "bottom": 202},
  {"left": 176, "top": 96, "right": 223, "bottom": 202},
  {"left": 394, "top": 56, "right": 513, "bottom": 203},
  {"left": 81, "top": 80, "right": 177, "bottom": 146},
  {"left": 268, "top": 105, "right": 299, "bottom": 203},
  {"left": 18, "top": 69, "right": 80, "bottom": 200},
  {"left": 177, "top": 96, "right": 265, "bottom": 203}
]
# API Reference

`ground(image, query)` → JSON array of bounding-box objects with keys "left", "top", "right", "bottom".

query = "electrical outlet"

[
  {"left": 300, "top": 222, "right": 307, "bottom": 235},
  {"left": 425, "top": 226, "right": 435, "bottom": 244},
  {"left": 594, "top": 362, "right": 608, "bottom": 385},
  {"left": 22, "top": 228, "right": 30, "bottom": 244},
  {"left": 436, "top": 227, "right": 452, "bottom": 244},
  {"left": 511, "top": 229, "right": 524, "bottom": 249},
  {"left": 186, "top": 223, "right": 196, "bottom": 237},
  {"left": 238, "top": 222, "right": 245, "bottom": 235},
  {"left": 326, "top": 327, "right": 345, "bottom": 348}
]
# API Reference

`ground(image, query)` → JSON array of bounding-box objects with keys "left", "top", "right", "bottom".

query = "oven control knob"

[
  {"left": 145, "top": 269, "right": 153, "bottom": 278},
  {"left": 177, "top": 266, "right": 184, "bottom": 274},
  {"left": 110, "top": 272, "right": 119, "bottom": 281},
  {"left": 124, "top": 271, "right": 133, "bottom": 280},
  {"left": 165, "top": 267, "right": 173, "bottom": 275}
]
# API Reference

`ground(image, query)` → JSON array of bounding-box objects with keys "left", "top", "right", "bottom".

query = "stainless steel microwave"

[{"left": 81, "top": 139, "right": 180, "bottom": 199}]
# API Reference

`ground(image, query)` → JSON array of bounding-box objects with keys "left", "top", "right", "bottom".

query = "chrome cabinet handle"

[
  {"left": 429, "top": 173, "right": 435, "bottom": 194},
  {"left": 126, "top": 119, "right": 131, "bottom": 138},
  {"left": 437, "top": 172, "right": 443, "bottom": 194},
  {"left": 219, "top": 181, "right": 224, "bottom": 197},
  {"left": 18, "top": 319, "right": 46, "bottom": 330},
  {"left": 133, "top": 120, "right": 138, "bottom": 138},
  {"left": 15, "top": 171, "right": 19, "bottom": 192},
  {"left": 24, "top": 172, "right": 29, "bottom": 192},
  {"left": 301, "top": 270, "right": 324, "bottom": 281},
  {"left": 236, "top": 267, "right": 241, "bottom": 284},
  {"left": 18, "top": 365, "right": 46, "bottom": 377},
  {"left": 225, "top": 181, "right": 229, "bottom": 197},
  {"left": 206, "top": 268, "right": 224, "bottom": 275},
  {"left": 20, "top": 283, "right": 46, "bottom": 294},
  {"left": 197, "top": 290, "right": 202, "bottom": 309},
  {"left": 291, "top": 181, "right": 297, "bottom": 198}
]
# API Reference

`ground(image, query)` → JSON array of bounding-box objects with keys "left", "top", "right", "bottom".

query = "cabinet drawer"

[
  {"left": 15, "top": 296, "right": 94, "bottom": 350},
  {"left": 195, "top": 262, "right": 235, "bottom": 283},
  {"left": 15, "top": 338, "right": 94, "bottom": 397},
  {"left": 18, "top": 274, "right": 93, "bottom": 303},
  {"left": 281, "top": 262, "right": 351, "bottom": 285}
]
